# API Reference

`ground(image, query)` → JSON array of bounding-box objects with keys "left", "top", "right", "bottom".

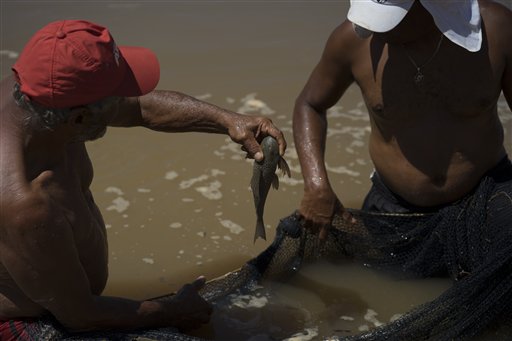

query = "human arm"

[
  {"left": 0, "top": 182, "right": 211, "bottom": 332},
  {"left": 109, "top": 91, "right": 286, "bottom": 161},
  {"left": 292, "top": 21, "right": 359, "bottom": 239}
]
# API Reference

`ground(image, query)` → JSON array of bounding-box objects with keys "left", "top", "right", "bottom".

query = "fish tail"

[
  {"left": 278, "top": 157, "right": 291, "bottom": 178},
  {"left": 254, "top": 218, "right": 267, "bottom": 243},
  {"left": 271, "top": 173, "right": 279, "bottom": 190}
]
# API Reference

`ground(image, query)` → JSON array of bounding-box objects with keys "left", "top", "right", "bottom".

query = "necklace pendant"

[{"left": 414, "top": 70, "right": 424, "bottom": 84}]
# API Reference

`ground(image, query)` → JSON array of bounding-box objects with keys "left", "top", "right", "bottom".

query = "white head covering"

[{"left": 347, "top": 0, "right": 482, "bottom": 52}]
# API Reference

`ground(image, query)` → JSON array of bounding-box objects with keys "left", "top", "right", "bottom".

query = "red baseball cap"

[{"left": 12, "top": 20, "right": 160, "bottom": 109}]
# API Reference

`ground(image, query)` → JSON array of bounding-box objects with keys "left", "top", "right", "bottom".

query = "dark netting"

[{"left": 18, "top": 174, "right": 512, "bottom": 340}]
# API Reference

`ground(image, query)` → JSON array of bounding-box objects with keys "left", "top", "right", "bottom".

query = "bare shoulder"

[
  {"left": 479, "top": 0, "right": 512, "bottom": 20},
  {"left": 322, "top": 20, "right": 369, "bottom": 65},
  {"left": 0, "top": 171, "right": 55, "bottom": 234},
  {"left": 479, "top": 0, "right": 512, "bottom": 46}
]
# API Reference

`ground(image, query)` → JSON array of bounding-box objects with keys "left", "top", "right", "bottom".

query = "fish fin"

[
  {"left": 254, "top": 219, "right": 267, "bottom": 243},
  {"left": 278, "top": 157, "right": 291, "bottom": 178},
  {"left": 271, "top": 174, "right": 279, "bottom": 190}
]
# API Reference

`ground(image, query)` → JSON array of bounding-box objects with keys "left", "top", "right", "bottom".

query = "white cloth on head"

[{"left": 347, "top": 0, "right": 482, "bottom": 52}]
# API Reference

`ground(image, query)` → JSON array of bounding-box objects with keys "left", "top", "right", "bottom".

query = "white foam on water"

[
  {"left": 327, "top": 105, "right": 369, "bottom": 121},
  {"left": 0, "top": 50, "right": 19, "bottom": 58},
  {"left": 195, "top": 93, "right": 212, "bottom": 100},
  {"left": 326, "top": 164, "right": 360, "bottom": 177},
  {"left": 282, "top": 327, "right": 319, "bottom": 341},
  {"left": 231, "top": 154, "right": 244, "bottom": 161},
  {"left": 210, "top": 169, "right": 226, "bottom": 177},
  {"left": 106, "top": 197, "right": 130, "bottom": 213},
  {"left": 169, "top": 222, "right": 182, "bottom": 229},
  {"left": 340, "top": 315, "right": 355, "bottom": 321},
  {"left": 389, "top": 313, "right": 403, "bottom": 322},
  {"left": 358, "top": 325, "right": 370, "bottom": 332},
  {"left": 197, "top": 231, "right": 206, "bottom": 238},
  {"left": 195, "top": 180, "right": 223, "bottom": 200},
  {"left": 219, "top": 219, "right": 245, "bottom": 235},
  {"left": 238, "top": 93, "right": 275, "bottom": 115},
  {"left": 142, "top": 257, "right": 154, "bottom": 265},
  {"left": 164, "top": 171, "right": 179, "bottom": 180},
  {"left": 364, "top": 309, "right": 384, "bottom": 327},
  {"left": 326, "top": 126, "right": 370, "bottom": 139},
  {"left": 137, "top": 188, "right": 151, "bottom": 193},
  {"left": 180, "top": 174, "right": 209, "bottom": 189},
  {"left": 105, "top": 186, "right": 124, "bottom": 195},
  {"left": 279, "top": 176, "right": 304, "bottom": 186},
  {"left": 229, "top": 294, "right": 269, "bottom": 309},
  {"left": 180, "top": 169, "right": 226, "bottom": 190}
]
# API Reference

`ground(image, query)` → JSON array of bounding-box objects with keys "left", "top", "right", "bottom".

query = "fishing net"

[{"left": 15, "top": 173, "right": 512, "bottom": 340}]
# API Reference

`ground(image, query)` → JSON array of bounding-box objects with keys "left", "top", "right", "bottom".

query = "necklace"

[{"left": 402, "top": 34, "right": 444, "bottom": 84}]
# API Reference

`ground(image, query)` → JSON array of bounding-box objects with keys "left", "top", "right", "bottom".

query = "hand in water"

[
  {"left": 299, "top": 187, "right": 355, "bottom": 241},
  {"left": 168, "top": 276, "right": 213, "bottom": 331}
]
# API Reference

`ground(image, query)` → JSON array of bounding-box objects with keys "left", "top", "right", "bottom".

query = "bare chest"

[
  {"left": 354, "top": 41, "right": 502, "bottom": 123},
  {"left": 37, "top": 144, "right": 108, "bottom": 291}
]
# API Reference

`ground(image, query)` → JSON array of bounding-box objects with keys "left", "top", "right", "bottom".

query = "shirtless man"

[
  {"left": 0, "top": 20, "right": 286, "bottom": 336},
  {"left": 293, "top": 0, "right": 511, "bottom": 238}
]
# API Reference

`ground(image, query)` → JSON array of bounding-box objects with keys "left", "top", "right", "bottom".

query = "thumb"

[
  {"left": 192, "top": 276, "right": 207, "bottom": 291},
  {"left": 244, "top": 138, "right": 263, "bottom": 161}
]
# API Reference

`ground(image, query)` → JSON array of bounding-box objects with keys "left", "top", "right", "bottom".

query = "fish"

[{"left": 251, "top": 136, "right": 291, "bottom": 243}]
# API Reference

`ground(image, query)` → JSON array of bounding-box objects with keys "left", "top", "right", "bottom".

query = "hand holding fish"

[{"left": 227, "top": 115, "right": 286, "bottom": 161}]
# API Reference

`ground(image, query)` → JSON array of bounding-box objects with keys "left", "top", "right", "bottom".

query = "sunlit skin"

[
  {"left": 293, "top": 0, "right": 512, "bottom": 238},
  {"left": 0, "top": 73, "right": 286, "bottom": 332}
]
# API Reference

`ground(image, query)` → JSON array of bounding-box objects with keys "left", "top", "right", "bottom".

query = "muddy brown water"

[{"left": 1, "top": 1, "right": 511, "bottom": 339}]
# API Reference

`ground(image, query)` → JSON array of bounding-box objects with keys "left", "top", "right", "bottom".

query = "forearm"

[
  {"left": 293, "top": 98, "right": 333, "bottom": 192},
  {"left": 138, "top": 90, "right": 235, "bottom": 134},
  {"left": 61, "top": 295, "right": 174, "bottom": 332}
]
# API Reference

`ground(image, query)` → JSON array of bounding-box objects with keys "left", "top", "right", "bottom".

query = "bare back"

[{"left": 0, "top": 77, "right": 109, "bottom": 319}]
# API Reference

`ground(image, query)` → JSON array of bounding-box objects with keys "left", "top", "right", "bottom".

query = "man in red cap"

[{"left": 0, "top": 20, "right": 286, "bottom": 337}]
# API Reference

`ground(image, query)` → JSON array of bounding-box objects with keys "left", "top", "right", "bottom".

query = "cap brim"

[
  {"left": 115, "top": 46, "right": 160, "bottom": 97},
  {"left": 347, "top": 0, "right": 413, "bottom": 33}
]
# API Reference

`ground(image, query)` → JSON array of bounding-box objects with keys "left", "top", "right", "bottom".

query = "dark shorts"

[{"left": 362, "top": 156, "right": 512, "bottom": 213}]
